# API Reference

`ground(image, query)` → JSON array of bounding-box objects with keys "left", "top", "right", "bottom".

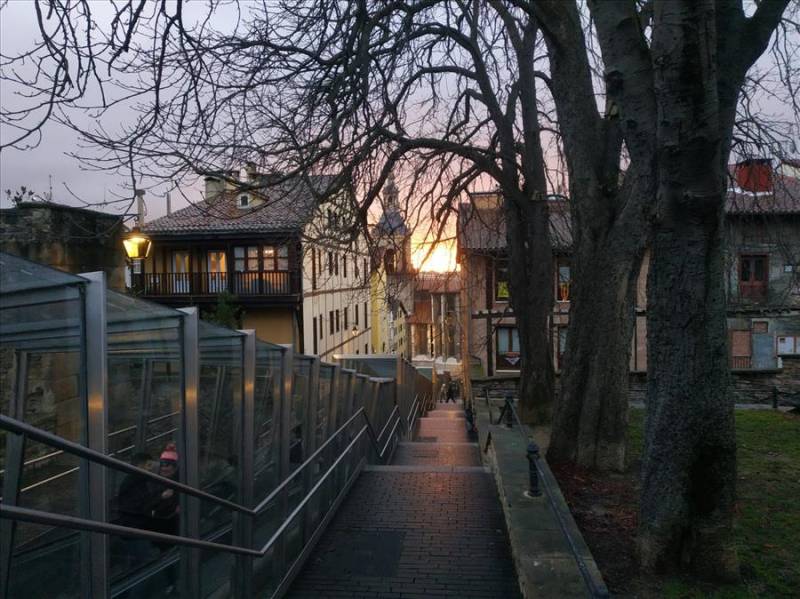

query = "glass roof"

[{"left": 0, "top": 251, "right": 87, "bottom": 294}]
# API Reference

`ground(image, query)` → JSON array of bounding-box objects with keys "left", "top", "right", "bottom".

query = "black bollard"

[{"left": 526, "top": 441, "right": 542, "bottom": 497}]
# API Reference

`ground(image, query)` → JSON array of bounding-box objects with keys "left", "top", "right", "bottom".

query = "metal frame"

[
  {"left": 177, "top": 307, "right": 201, "bottom": 599},
  {"left": 82, "top": 271, "right": 109, "bottom": 598},
  {"left": 0, "top": 268, "right": 426, "bottom": 599}
]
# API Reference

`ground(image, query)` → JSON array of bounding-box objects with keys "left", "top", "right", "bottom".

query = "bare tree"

[{"left": 1, "top": 0, "right": 561, "bottom": 421}]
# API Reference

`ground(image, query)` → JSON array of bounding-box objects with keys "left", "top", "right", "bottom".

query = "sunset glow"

[{"left": 411, "top": 239, "right": 459, "bottom": 272}]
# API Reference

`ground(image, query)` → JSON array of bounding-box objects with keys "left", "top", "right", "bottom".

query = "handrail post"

[
  {"left": 177, "top": 307, "right": 201, "bottom": 598},
  {"left": 234, "top": 330, "right": 256, "bottom": 599},
  {"left": 82, "top": 271, "right": 109, "bottom": 599},
  {"left": 275, "top": 344, "right": 293, "bottom": 585},
  {"left": 526, "top": 441, "right": 542, "bottom": 498},
  {"left": 504, "top": 395, "right": 514, "bottom": 428}
]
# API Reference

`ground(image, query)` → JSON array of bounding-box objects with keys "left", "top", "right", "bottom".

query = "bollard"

[
  {"left": 526, "top": 441, "right": 542, "bottom": 497},
  {"left": 504, "top": 395, "right": 514, "bottom": 428}
]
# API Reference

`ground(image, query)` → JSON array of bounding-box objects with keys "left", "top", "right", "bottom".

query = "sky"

[{"left": 1, "top": 1, "right": 797, "bottom": 242}]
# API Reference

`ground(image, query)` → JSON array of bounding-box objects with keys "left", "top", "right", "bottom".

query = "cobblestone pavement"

[{"left": 286, "top": 401, "right": 521, "bottom": 599}]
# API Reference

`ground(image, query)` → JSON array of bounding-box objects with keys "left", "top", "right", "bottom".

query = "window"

[
  {"left": 313, "top": 317, "right": 318, "bottom": 354},
  {"left": 311, "top": 248, "right": 317, "bottom": 289},
  {"left": 495, "top": 259, "right": 509, "bottom": 300},
  {"left": 238, "top": 194, "right": 249, "bottom": 207},
  {"left": 263, "top": 245, "right": 289, "bottom": 271},
  {"left": 730, "top": 329, "right": 752, "bottom": 369},
  {"left": 355, "top": 303, "right": 359, "bottom": 325},
  {"left": 343, "top": 255, "right": 348, "bottom": 278},
  {"left": 785, "top": 264, "right": 795, "bottom": 273},
  {"left": 334, "top": 254, "right": 339, "bottom": 276},
  {"left": 328, "top": 251, "right": 333, "bottom": 275},
  {"left": 329, "top": 311, "right": 334, "bottom": 335},
  {"left": 364, "top": 302, "right": 368, "bottom": 328},
  {"left": 344, "top": 307, "right": 349, "bottom": 329},
  {"left": 365, "top": 344, "right": 369, "bottom": 354},
  {"left": 319, "top": 316, "right": 324, "bottom": 340},
  {"left": 556, "top": 258, "right": 571, "bottom": 302},
  {"left": 739, "top": 255, "right": 768, "bottom": 300},
  {"left": 496, "top": 327, "right": 521, "bottom": 370},
  {"left": 335, "top": 310, "right": 340, "bottom": 332},
  {"left": 778, "top": 336, "right": 798, "bottom": 355},
  {"left": 752, "top": 321, "right": 768, "bottom": 334},
  {"left": 363, "top": 259, "right": 368, "bottom": 279},
  {"left": 356, "top": 257, "right": 360, "bottom": 279}
]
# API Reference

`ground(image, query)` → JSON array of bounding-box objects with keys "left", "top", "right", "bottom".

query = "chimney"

[
  {"left": 204, "top": 175, "right": 225, "bottom": 202},
  {"left": 734, "top": 158, "right": 773, "bottom": 193},
  {"left": 135, "top": 189, "right": 145, "bottom": 226},
  {"left": 166, "top": 190, "right": 172, "bottom": 215}
]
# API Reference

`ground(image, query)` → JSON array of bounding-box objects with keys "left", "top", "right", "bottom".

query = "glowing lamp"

[{"left": 123, "top": 227, "right": 152, "bottom": 260}]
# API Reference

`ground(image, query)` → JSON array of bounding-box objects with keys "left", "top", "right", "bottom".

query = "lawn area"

[{"left": 554, "top": 408, "right": 800, "bottom": 598}]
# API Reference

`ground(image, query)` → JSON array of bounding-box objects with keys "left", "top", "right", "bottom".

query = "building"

[
  {"left": 407, "top": 272, "right": 461, "bottom": 358},
  {"left": 457, "top": 158, "right": 800, "bottom": 383},
  {"left": 135, "top": 168, "right": 372, "bottom": 355},
  {"left": 457, "top": 191, "right": 574, "bottom": 377},
  {"left": 724, "top": 159, "right": 800, "bottom": 370},
  {"left": 370, "top": 173, "right": 415, "bottom": 356},
  {"left": 0, "top": 200, "right": 127, "bottom": 289}
]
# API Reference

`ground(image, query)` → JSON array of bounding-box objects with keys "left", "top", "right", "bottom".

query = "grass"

[{"left": 629, "top": 409, "right": 800, "bottom": 599}]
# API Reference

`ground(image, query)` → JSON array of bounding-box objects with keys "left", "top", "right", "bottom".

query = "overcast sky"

[{"left": 1, "top": 1, "right": 797, "bottom": 224}]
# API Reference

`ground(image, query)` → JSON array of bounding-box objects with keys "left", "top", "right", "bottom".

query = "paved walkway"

[{"left": 286, "top": 401, "right": 521, "bottom": 599}]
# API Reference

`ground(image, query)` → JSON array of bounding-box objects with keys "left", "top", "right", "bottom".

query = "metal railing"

[
  {"left": 131, "top": 271, "right": 298, "bottom": 296},
  {"left": 484, "top": 392, "right": 609, "bottom": 599},
  {"left": 0, "top": 397, "right": 410, "bottom": 598}
]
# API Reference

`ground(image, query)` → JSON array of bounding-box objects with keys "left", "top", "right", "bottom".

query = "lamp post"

[
  {"left": 124, "top": 190, "right": 152, "bottom": 290},
  {"left": 350, "top": 325, "right": 359, "bottom": 354}
]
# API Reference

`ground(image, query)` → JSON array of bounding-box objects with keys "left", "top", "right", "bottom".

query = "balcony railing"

[{"left": 132, "top": 271, "right": 297, "bottom": 296}]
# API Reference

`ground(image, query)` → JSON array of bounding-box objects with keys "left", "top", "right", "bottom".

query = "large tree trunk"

[
  {"left": 505, "top": 192, "right": 555, "bottom": 423},
  {"left": 639, "top": 0, "right": 738, "bottom": 578},
  {"left": 549, "top": 240, "right": 642, "bottom": 470},
  {"left": 639, "top": 195, "right": 737, "bottom": 579}
]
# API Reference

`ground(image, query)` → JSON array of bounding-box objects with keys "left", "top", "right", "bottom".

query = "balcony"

[{"left": 131, "top": 271, "right": 299, "bottom": 297}]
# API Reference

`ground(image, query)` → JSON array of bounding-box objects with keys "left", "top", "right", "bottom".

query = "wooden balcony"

[{"left": 131, "top": 271, "right": 299, "bottom": 298}]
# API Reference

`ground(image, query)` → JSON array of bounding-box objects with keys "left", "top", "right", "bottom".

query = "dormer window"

[{"left": 238, "top": 194, "right": 250, "bottom": 208}]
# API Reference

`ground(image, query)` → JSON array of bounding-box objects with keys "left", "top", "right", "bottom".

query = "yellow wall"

[{"left": 242, "top": 308, "right": 297, "bottom": 347}]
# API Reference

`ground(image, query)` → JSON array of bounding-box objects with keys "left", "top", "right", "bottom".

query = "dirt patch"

[{"left": 551, "top": 462, "right": 651, "bottom": 597}]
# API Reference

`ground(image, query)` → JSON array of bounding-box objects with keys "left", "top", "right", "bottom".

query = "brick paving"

[{"left": 286, "top": 401, "right": 521, "bottom": 599}]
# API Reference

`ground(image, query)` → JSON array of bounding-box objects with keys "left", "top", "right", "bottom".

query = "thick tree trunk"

[
  {"left": 639, "top": 195, "right": 737, "bottom": 579},
  {"left": 505, "top": 193, "right": 554, "bottom": 423},
  {"left": 548, "top": 241, "right": 642, "bottom": 470}
]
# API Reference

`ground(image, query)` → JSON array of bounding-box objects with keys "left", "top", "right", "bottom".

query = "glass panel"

[
  {"left": 198, "top": 321, "right": 244, "bottom": 597},
  {"left": 0, "top": 254, "right": 88, "bottom": 598},
  {"left": 754, "top": 257, "right": 766, "bottom": 281},
  {"left": 741, "top": 257, "right": 752, "bottom": 281},
  {"left": 497, "top": 329, "right": 510, "bottom": 354},
  {"left": 277, "top": 246, "right": 289, "bottom": 271},
  {"left": 104, "top": 292, "right": 185, "bottom": 588},
  {"left": 511, "top": 328, "right": 520, "bottom": 352}
]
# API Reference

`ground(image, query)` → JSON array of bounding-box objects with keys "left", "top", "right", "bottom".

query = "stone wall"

[
  {"left": 0, "top": 201, "right": 126, "bottom": 289},
  {"left": 471, "top": 357, "right": 799, "bottom": 406}
]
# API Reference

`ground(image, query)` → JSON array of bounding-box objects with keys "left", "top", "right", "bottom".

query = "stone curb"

[{"left": 475, "top": 401, "right": 609, "bottom": 599}]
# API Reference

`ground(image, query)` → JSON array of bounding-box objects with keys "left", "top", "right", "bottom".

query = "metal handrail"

[
  {"left": 0, "top": 399, "right": 405, "bottom": 523},
  {"left": 0, "top": 415, "right": 391, "bottom": 560},
  {"left": 487, "top": 396, "right": 608, "bottom": 598}
]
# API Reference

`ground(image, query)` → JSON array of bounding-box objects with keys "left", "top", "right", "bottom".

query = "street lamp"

[{"left": 123, "top": 226, "right": 152, "bottom": 260}]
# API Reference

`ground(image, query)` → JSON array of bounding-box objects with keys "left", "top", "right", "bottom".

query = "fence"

[{"left": 0, "top": 252, "right": 429, "bottom": 599}]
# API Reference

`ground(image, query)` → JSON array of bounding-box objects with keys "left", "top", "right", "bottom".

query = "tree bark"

[
  {"left": 505, "top": 190, "right": 555, "bottom": 424},
  {"left": 549, "top": 235, "right": 642, "bottom": 470},
  {"left": 638, "top": 0, "right": 738, "bottom": 578}
]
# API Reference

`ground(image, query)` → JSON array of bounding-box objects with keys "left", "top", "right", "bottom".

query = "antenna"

[{"left": 47, "top": 174, "right": 53, "bottom": 201}]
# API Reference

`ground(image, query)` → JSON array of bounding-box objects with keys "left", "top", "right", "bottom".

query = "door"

[
  {"left": 207, "top": 250, "right": 227, "bottom": 293},
  {"left": 172, "top": 251, "right": 190, "bottom": 293},
  {"left": 739, "top": 255, "right": 767, "bottom": 301}
]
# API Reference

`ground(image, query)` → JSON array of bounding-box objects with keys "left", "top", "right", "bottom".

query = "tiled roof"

[
  {"left": 726, "top": 175, "right": 800, "bottom": 215},
  {"left": 458, "top": 194, "right": 573, "bottom": 252},
  {"left": 415, "top": 272, "right": 461, "bottom": 293},
  {"left": 143, "top": 174, "right": 336, "bottom": 235}
]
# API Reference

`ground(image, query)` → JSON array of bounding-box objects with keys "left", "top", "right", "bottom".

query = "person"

[
  {"left": 151, "top": 442, "right": 180, "bottom": 537},
  {"left": 117, "top": 452, "right": 160, "bottom": 530},
  {"left": 150, "top": 442, "right": 182, "bottom": 594},
  {"left": 446, "top": 382, "right": 456, "bottom": 403}
]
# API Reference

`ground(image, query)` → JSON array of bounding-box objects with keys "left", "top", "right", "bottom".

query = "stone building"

[
  {"left": 0, "top": 201, "right": 127, "bottom": 289},
  {"left": 136, "top": 167, "right": 373, "bottom": 355}
]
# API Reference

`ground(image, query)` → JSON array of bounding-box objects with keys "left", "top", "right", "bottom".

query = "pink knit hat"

[{"left": 160, "top": 442, "right": 178, "bottom": 463}]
